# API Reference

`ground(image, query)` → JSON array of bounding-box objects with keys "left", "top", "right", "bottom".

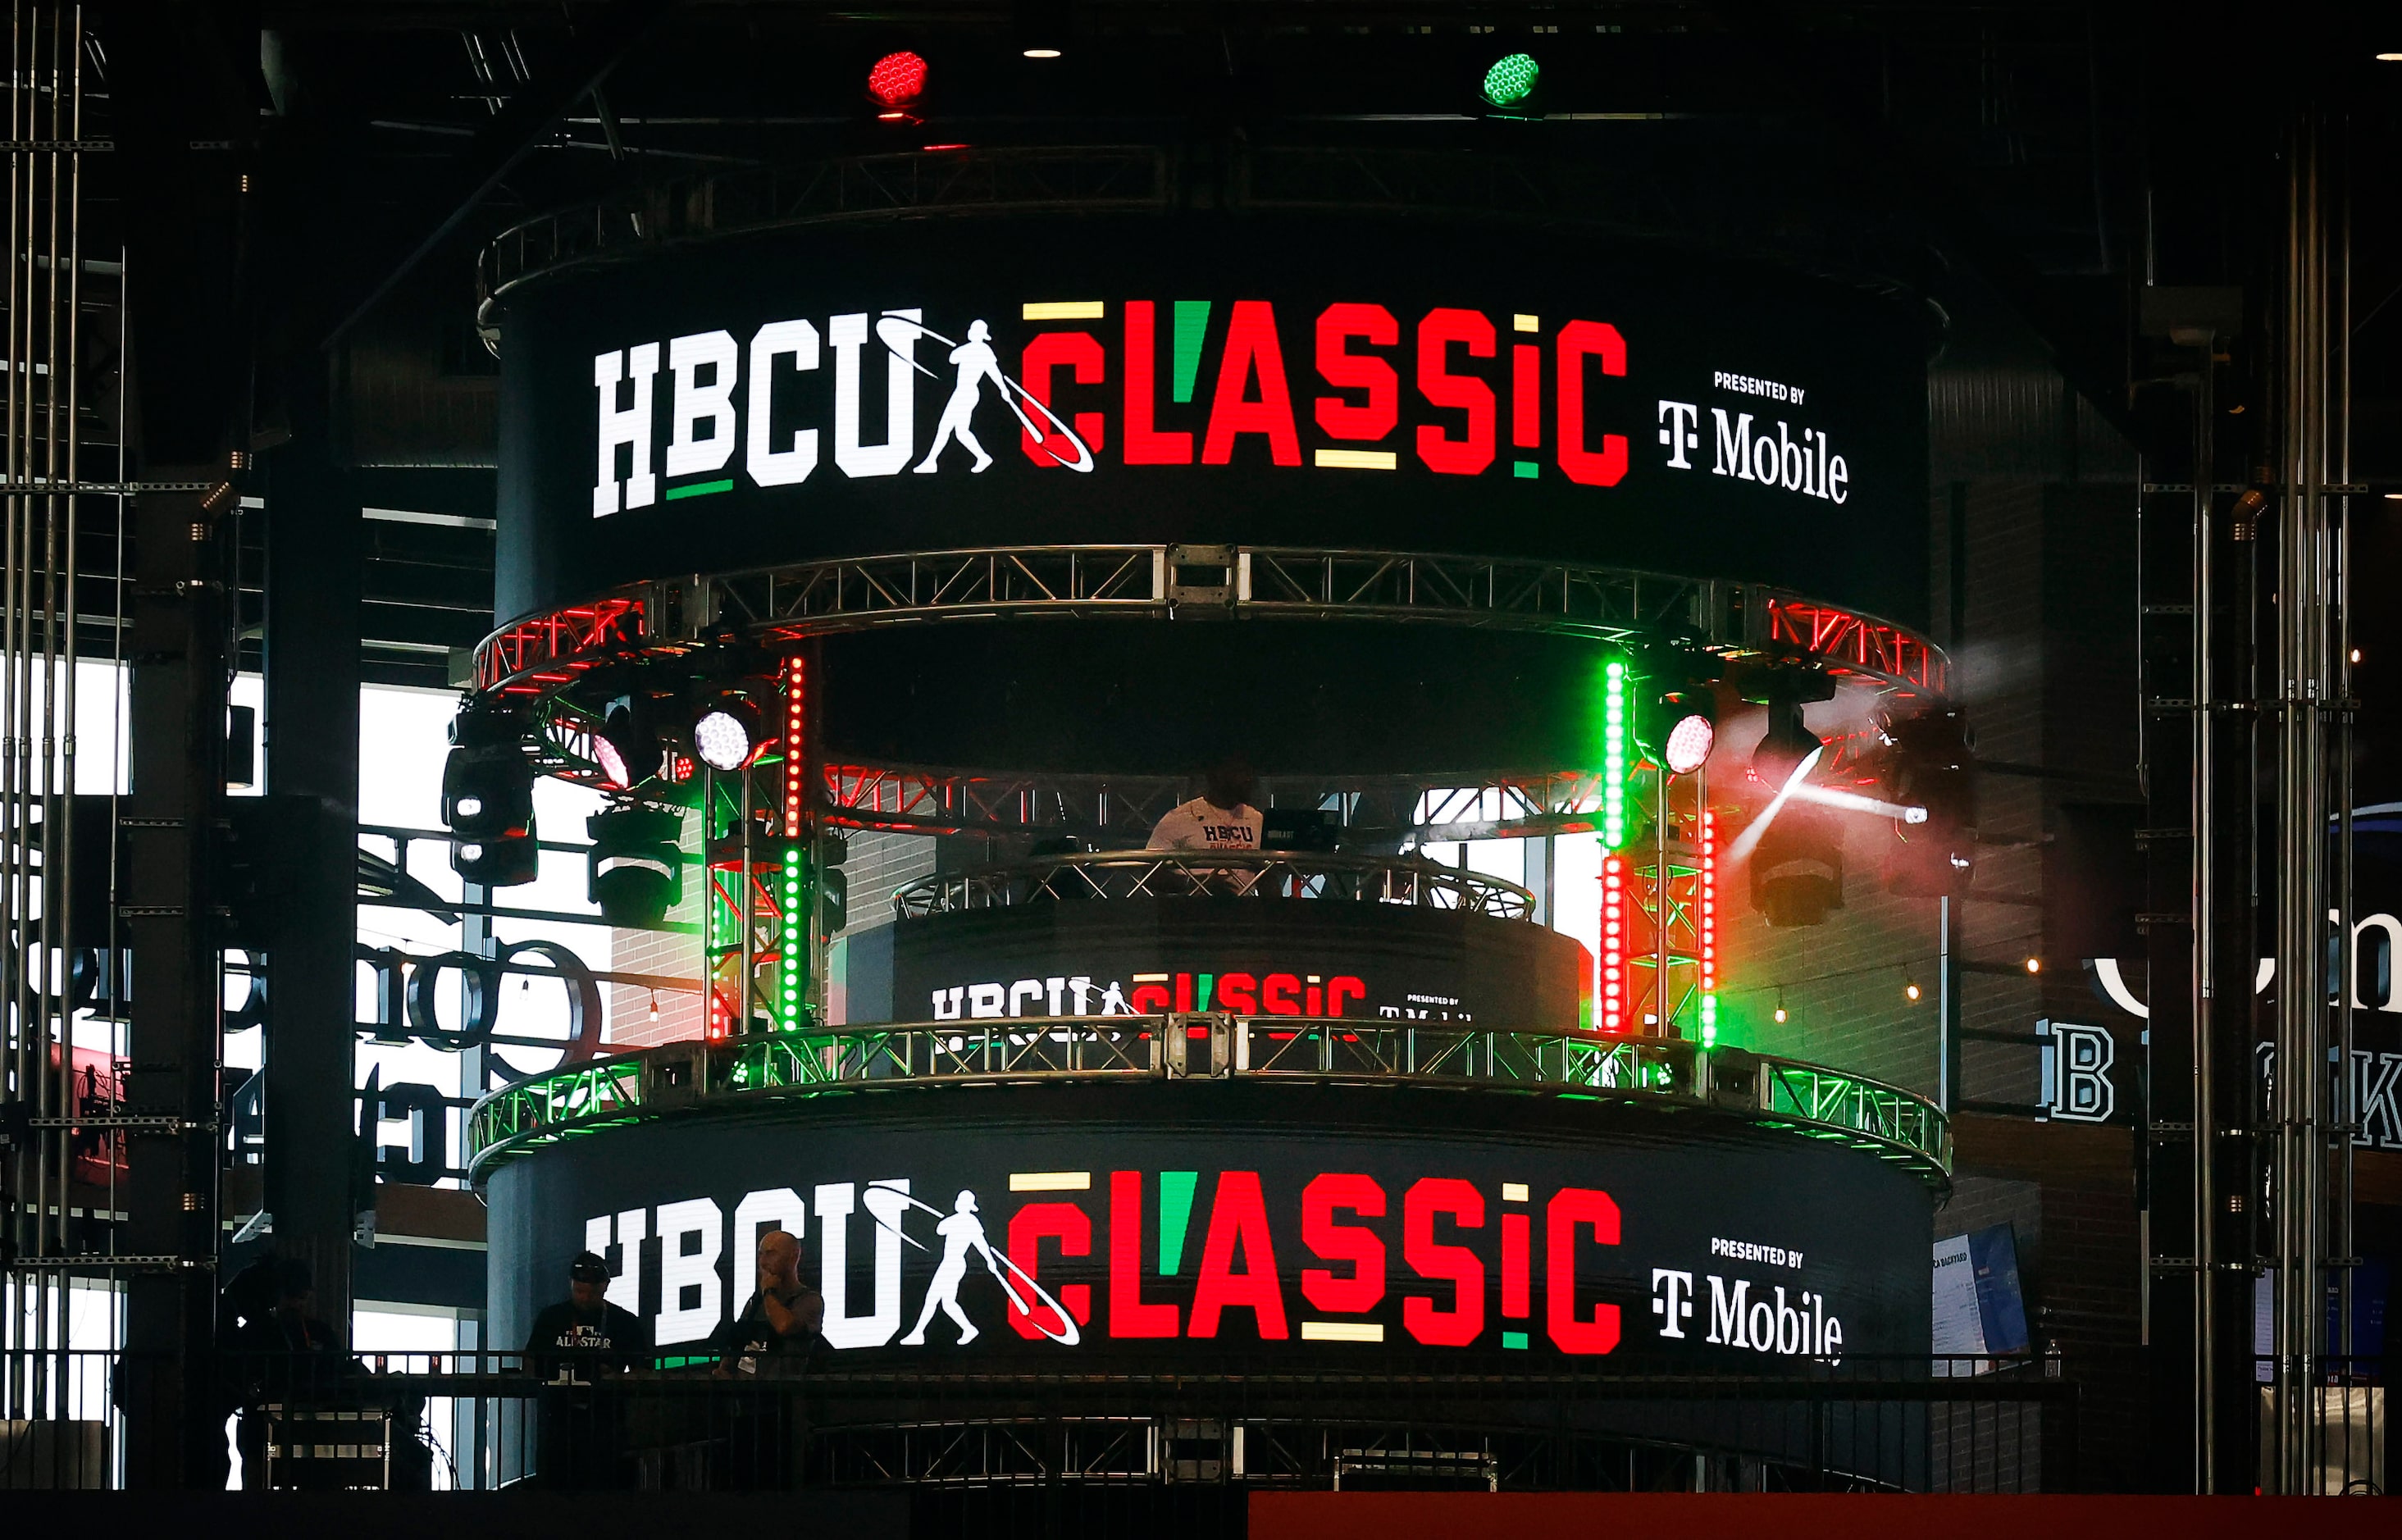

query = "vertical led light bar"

[
  {"left": 780, "top": 845, "right": 806, "bottom": 1031},
  {"left": 1597, "top": 657, "right": 1629, "bottom": 1032},
  {"left": 1601, "top": 660, "right": 1627, "bottom": 848},
  {"left": 1698, "top": 809, "right": 1719, "bottom": 1047},
  {"left": 782, "top": 654, "right": 808, "bottom": 838},
  {"left": 779, "top": 653, "right": 810, "bottom": 1032},
  {"left": 1602, "top": 854, "right": 1627, "bottom": 1032}
]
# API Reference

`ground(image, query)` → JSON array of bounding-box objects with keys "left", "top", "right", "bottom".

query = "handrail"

[
  {"left": 465, "top": 1020, "right": 1951, "bottom": 1191},
  {"left": 891, "top": 850, "right": 1538, "bottom": 922}
]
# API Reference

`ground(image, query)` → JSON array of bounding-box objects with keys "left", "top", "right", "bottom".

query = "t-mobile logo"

[
  {"left": 1656, "top": 400, "right": 1701, "bottom": 468},
  {"left": 1650, "top": 1268, "right": 1695, "bottom": 1338}
]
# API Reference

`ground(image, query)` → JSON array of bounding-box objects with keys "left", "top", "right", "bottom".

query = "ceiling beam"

[{"left": 320, "top": 0, "right": 680, "bottom": 351}]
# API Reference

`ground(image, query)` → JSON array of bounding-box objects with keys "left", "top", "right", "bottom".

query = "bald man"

[{"left": 713, "top": 1229, "right": 825, "bottom": 1378}]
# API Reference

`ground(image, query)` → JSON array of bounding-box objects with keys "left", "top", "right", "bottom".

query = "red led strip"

[
  {"left": 1601, "top": 853, "right": 1626, "bottom": 1033},
  {"left": 783, "top": 654, "right": 807, "bottom": 838},
  {"left": 1699, "top": 811, "right": 1717, "bottom": 1007}
]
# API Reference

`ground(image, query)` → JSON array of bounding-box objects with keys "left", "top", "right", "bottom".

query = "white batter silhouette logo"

[
  {"left": 864, "top": 1183, "right": 1084, "bottom": 1346},
  {"left": 874, "top": 314, "right": 1096, "bottom": 475}
]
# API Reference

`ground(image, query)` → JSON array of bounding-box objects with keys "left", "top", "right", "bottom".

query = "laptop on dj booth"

[{"left": 1260, "top": 809, "right": 1341, "bottom": 852}]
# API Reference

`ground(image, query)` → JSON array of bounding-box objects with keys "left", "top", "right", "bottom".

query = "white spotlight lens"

[
  {"left": 455, "top": 795, "right": 484, "bottom": 819},
  {"left": 1903, "top": 805, "right": 1929, "bottom": 825},
  {"left": 595, "top": 738, "right": 631, "bottom": 788},
  {"left": 1663, "top": 713, "right": 1715, "bottom": 776},
  {"left": 694, "top": 708, "right": 754, "bottom": 772},
  {"left": 458, "top": 843, "right": 485, "bottom": 863}
]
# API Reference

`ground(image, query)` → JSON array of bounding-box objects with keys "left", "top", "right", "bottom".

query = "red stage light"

[{"left": 868, "top": 51, "right": 928, "bottom": 110}]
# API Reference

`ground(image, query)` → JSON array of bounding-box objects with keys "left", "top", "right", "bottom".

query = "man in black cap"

[
  {"left": 526, "top": 1251, "right": 652, "bottom": 1378},
  {"left": 526, "top": 1251, "right": 651, "bottom": 1488}
]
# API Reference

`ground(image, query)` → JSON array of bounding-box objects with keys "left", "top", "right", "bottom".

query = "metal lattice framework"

[
  {"left": 821, "top": 763, "right": 1608, "bottom": 841},
  {"left": 891, "top": 850, "right": 1536, "bottom": 921},
  {"left": 464, "top": 1022, "right": 1949, "bottom": 1188},
  {"left": 475, "top": 544, "right": 1948, "bottom": 702}
]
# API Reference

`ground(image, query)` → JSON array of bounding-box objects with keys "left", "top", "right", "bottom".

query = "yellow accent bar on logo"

[
  {"left": 1301, "top": 1320, "right": 1386, "bottom": 1343},
  {"left": 1502, "top": 1182, "right": 1530, "bottom": 1203},
  {"left": 1313, "top": 448, "right": 1398, "bottom": 471},
  {"left": 1513, "top": 313, "right": 1540, "bottom": 333},
  {"left": 1022, "top": 301, "right": 1106, "bottom": 321},
  {"left": 1010, "top": 1171, "right": 1093, "bottom": 1192}
]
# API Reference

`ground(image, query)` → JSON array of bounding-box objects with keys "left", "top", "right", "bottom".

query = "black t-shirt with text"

[{"left": 525, "top": 1300, "right": 651, "bottom": 1374}]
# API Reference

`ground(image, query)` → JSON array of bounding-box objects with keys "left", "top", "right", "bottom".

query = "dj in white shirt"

[{"left": 1147, "top": 759, "right": 1263, "bottom": 851}]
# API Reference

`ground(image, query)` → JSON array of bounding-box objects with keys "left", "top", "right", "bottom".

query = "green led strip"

[{"left": 780, "top": 845, "right": 806, "bottom": 1031}]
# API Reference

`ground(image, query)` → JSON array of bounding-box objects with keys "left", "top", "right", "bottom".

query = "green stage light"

[{"left": 1482, "top": 52, "right": 1539, "bottom": 109}]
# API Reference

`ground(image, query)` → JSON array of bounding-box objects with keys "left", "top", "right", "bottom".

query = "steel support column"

[
  {"left": 118, "top": 476, "right": 229, "bottom": 1487},
  {"left": 262, "top": 432, "right": 362, "bottom": 1340},
  {"left": 2266, "top": 113, "right": 2350, "bottom": 1497}
]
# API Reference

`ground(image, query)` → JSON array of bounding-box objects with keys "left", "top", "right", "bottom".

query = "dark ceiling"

[{"left": 81, "top": 2, "right": 2402, "bottom": 720}]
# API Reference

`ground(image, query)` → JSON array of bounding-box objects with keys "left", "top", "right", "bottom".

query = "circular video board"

[
  {"left": 486, "top": 1082, "right": 1932, "bottom": 1373},
  {"left": 848, "top": 893, "right": 1588, "bottom": 1031},
  {"left": 495, "top": 208, "right": 1930, "bottom": 628}
]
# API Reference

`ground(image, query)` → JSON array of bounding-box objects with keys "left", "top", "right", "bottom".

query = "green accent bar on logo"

[
  {"left": 1171, "top": 301, "right": 1210, "bottom": 404},
  {"left": 1197, "top": 973, "right": 1215, "bottom": 1011},
  {"left": 1159, "top": 1170, "right": 1199, "bottom": 1275},
  {"left": 1512, "top": 461, "right": 1539, "bottom": 479},
  {"left": 1502, "top": 1331, "right": 1529, "bottom": 1350},
  {"left": 665, "top": 478, "right": 735, "bottom": 500}
]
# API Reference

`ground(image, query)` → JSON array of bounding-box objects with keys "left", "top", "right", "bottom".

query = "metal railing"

[
  {"left": 464, "top": 1023, "right": 1948, "bottom": 1188},
  {"left": 891, "top": 850, "right": 1538, "bottom": 921},
  {"left": 4, "top": 1346, "right": 2085, "bottom": 1495}
]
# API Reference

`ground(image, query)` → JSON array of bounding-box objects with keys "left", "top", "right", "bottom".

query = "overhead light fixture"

[
  {"left": 1903, "top": 976, "right": 1922, "bottom": 1003},
  {"left": 594, "top": 698, "right": 663, "bottom": 790},
  {"left": 442, "top": 711, "right": 538, "bottom": 886},
  {"left": 2379, "top": 52, "right": 2402, "bottom": 62},
  {"left": 1773, "top": 990, "right": 1789, "bottom": 1025},
  {"left": 2025, "top": 956, "right": 2043, "bottom": 975},
  {"left": 1750, "top": 700, "right": 1825, "bottom": 786},
  {"left": 1482, "top": 52, "right": 1540, "bottom": 109},
  {"left": 868, "top": 50, "right": 928, "bottom": 117},
  {"left": 1634, "top": 648, "right": 1721, "bottom": 777},
  {"left": 1663, "top": 713, "right": 1716, "bottom": 777},
  {"left": 586, "top": 806, "right": 684, "bottom": 928},
  {"left": 1880, "top": 708, "right": 1977, "bottom": 898},
  {"left": 691, "top": 692, "right": 765, "bottom": 772},
  {"left": 1023, "top": 47, "right": 1061, "bottom": 58}
]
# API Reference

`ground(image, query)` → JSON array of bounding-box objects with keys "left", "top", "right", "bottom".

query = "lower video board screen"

[
  {"left": 848, "top": 899, "right": 1588, "bottom": 1030},
  {"left": 487, "top": 1087, "right": 1932, "bottom": 1371}
]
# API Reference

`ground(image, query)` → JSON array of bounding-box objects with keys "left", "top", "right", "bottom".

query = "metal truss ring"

[
  {"left": 891, "top": 850, "right": 1537, "bottom": 922},
  {"left": 474, "top": 544, "right": 1949, "bottom": 705},
  {"left": 463, "top": 1021, "right": 1951, "bottom": 1190}
]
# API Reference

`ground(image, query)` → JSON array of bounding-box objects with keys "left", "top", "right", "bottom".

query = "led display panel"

[
  {"left": 850, "top": 898, "right": 1588, "bottom": 1030},
  {"left": 495, "top": 214, "right": 1930, "bottom": 627},
  {"left": 486, "top": 1084, "right": 1934, "bottom": 1370}
]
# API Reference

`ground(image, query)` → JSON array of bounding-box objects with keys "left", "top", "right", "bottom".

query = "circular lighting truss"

[
  {"left": 1482, "top": 52, "right": 1539, "bottom": 108},
  {"left": 868, "top": 50, "right": 928, "bottom": 116},
  {"left": 1662, "top": 713, "right": 1716, "bottom": 776}
]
